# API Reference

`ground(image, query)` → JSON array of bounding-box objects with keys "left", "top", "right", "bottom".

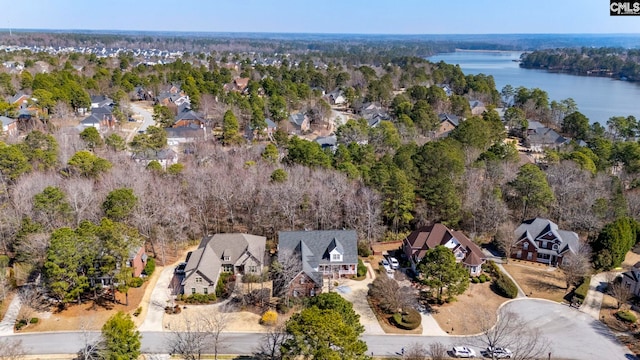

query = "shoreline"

[{"left": 454, "top": 48, "right": 522, "bottom": 53}]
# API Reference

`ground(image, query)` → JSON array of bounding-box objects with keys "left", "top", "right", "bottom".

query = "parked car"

[
  {"left": 481, "top": 347, "right": 512, "bottom": 358},
  {"left": 388, "top": 256, "right": 400, "bottom": 269},
  {"left": 452, "top": 346, "right": 477, "bottom": 358},
  {"left": 381, "top": 259, "right": 393, "bottom": 274}
]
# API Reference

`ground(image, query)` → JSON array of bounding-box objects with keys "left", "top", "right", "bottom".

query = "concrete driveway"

[{"left": 138, "top": 265, "right": 176, "bottom": 332}]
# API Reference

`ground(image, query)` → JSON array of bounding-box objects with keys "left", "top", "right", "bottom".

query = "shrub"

[
  {"left": 0, "top": 254, "right": 9, "bottom": 268},
  {"left": 216, "top": 272, "right": 234, "bottom": 298},
  {"left": 445, "top": 297, "right": 457, "bottom": 303},
  {"left": 479, "top": 274, "right": 489, "bottom": 282},
  {"left": 128, "top": 277, "right": 144, "bottom": 288},
  {"left": 391, "top": 308, "right": 422, "bottom": 330},
  {"left": 276, "top": 299, "right": 290, "bottom": 314},
  {"left": 616, "top": 310, "right": 637, "bottom": 323},
  {"left": 573, "top": 276, "right": 591, "bottom": 302},
  {"left": 471, "top": 277, "right": 480, "bottom": 283},
  {"left": 29, "top": 317, "right": 38, "bottom": 324},
  {"left": 494, "top": 273, "right": 518, "bottom": 299},
  {"left": 357, "top": 259, "right": 367, "bottom": 277},
  {"left": 15, "top": 319, "right": 27, "bottom": 331},
  {"left": 143, "top": 257, "right": 155, "bottom": 277},
  {"left": 357, "top": 241, "right": 372, "bottom": 257},
  {"left": 183, "top": 293, "right": 217, "bottom": 304},
  {"left": 133, "top": 307, "right": 142, "bottom": 317},
  {"left": 260, "top": 310, "right": 278, "bottom": 326}
]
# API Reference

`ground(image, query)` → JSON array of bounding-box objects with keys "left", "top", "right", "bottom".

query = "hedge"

[
  {"left": 574, "top": 276, "right": 591, "bottom": 302},
  {"left": 616, "top": 310, "right": 637, "bottom": 323},
  {"left": 128, "top": 277, "right": 144, "bottom": 288},
  {"left": 494, "top": 274, "right": 518, "bottom": 299},
  {"left": 183, "top": 293, "right": 217, "bottom": 304},
  {"left": 391, "top": 308, "right": 422, "bottom": 330},
  {"left": 143, "top": 257, "right": 156, "bottom": 277},
  {"left": 357, "top": 259, "right": 367, "bottom": 277}
]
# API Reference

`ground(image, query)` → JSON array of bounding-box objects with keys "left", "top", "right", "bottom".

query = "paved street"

[{"left": 5, "top": 299, "right": 634, "bottom": 359}]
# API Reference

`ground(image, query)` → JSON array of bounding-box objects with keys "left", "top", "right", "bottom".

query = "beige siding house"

[{"left": 181, "top": 233, "right": 266, "bottom": 295}]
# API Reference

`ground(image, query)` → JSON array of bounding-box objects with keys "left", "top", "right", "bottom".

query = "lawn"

[
  {"left": 430, "top": 281, "right": 508, "bottom": 335},
  {"left": 503, "top": 261, "right": 569, "bottom": 302}
]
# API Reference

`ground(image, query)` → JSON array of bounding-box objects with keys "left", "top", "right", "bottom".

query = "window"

[
  {"left": 223, "top": 264, "right": 233, "bottom": 273},
  {"left": 542, "top": 241, "right": 547, "bottom": 248},
  {"left": 523, "top": 242, "right": 529, "bottom": 250},
  {"left": 300, "top": 277, "right": 305, "bottom": 284},
  {"left": 191, "top": 288, "right": 196, "bottom": 295},
  {"left": 537, "top": 253, "right": 550, "bottom": 260},
  {"left": 471, "top": 266, "right": 477, "bottom": 273},
  {"left": 516, "top": 250, "right": 522, "bottom": 258},
  {"left": 248, "top": 266, "right": 257, "bottom": 273},
  {"left": 527, "top": 252, "right": 533, "bottom": 260},
  {"left": 552, "top": 244, "right": 559, "bottom": 250},
  {"left": 223, "top": 256, "right": 230, "bottom": 261},
  {"left": 203, "top": 288, "right": 208, "bottom": 295},
  {"left": 331, "top": 253, "right": 341, "bottom": 261},
  {"left": 195, "top": 277, "right": 202, "bottom": 283},
  {"left": 293, "top": 290, "right": 299, "bottom": 298}
]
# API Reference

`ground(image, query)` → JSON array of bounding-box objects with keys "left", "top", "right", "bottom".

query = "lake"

[{"left": 428, "top": 51, "right": 640, "bottom": 125}]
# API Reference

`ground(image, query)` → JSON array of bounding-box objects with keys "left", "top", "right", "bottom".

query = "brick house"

[
  {"left": 511, "top": 218, "right": 579, "bottom": 266},
  {"left": 403, "top": 224, "right": 485, "bottom": 276},
  {"left": 277, "top": 230, "right": 358, "bottom": 298},
  {"left": 128, "top": 246, "right": 148, "bottom": 278}
]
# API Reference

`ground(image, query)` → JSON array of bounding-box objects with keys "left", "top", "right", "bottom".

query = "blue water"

[{"left": 428, "top": 51, "right": 640, "bottom": 125}]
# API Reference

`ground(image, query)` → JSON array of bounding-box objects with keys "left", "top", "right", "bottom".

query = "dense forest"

[
  {"left": 0, "top": 39, "right": 638, "bottom": 304},
  {"left": 520, "top": 47, "right": 640, "bottom": 81}
]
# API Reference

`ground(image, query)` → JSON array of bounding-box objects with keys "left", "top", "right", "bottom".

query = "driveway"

[
  {"left": 337, "top": 262, "right": 385, "bottom": 335},
  {"left": 0, "top": 294, "right": 21, "bottom": 335},
  {"left": 128, "top": 102, "right": 155, "bottom": 141},
  {"left": 580, "top": 272, "right": 613, "bottom": 320},
  {"left": 138, "top": 265, "right": 176, "bottom": 332}
]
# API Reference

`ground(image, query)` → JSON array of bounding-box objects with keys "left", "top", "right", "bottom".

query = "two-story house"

[{"left": 512, "top": 218, "right": 579, "bottom": 266}]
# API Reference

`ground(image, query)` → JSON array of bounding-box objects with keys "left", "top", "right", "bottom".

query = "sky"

[{"left": 1, "top": 0, "right": 638, "bottom": 34}]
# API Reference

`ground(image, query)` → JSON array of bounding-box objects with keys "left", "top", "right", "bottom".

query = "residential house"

[
  {"left": 173, "top": 109, "right": 205, "bottom": 128},
  {"left": 278, "top": 230, "right": 358, "bottom": 297},
  {"left": 512, "top": 218, "right": 579, "bottom": 266},
  {"left": 128, "top": 246, "right": 148, "bottom": 278},
  {"left": 315, "top": 135, "right": 337, "bottom": 152},
  {"left": 8, "top": 92, "right": 30, "bottom": 109},
  {"left": 181, "top": 233, "right": 266, "bottom": 295},
  {"left": 81, "top": 105, "right": 116, "bottom": 131},
  {"left": 166, "top": 127, "right": 206, "bottom": 146},
  {"left": 90, "top": 95, "right": 113, "bottom": 109},
  {"left": 223, "top": 77, "right": 250, "bottom": 93},
  {"left": 360, "top": 102, "right": 390, "bottom": 127},
  {"left": 131, "top": 148, "right": 178, "bottom": 169},
  {"left": 438, "top": 84, "right": 453, "bottom": 97},
  {"left": 403, "top": 224, "right": 485, "bottom": 276},
  {"left": 327, "top": 89, "right": 346, "bottom": 106},
  {"left": 289, "top": 112, "right": 310, "bottom": 133},
  {"left": 469, "top": 100, "right": 486, "bottom": 116},
  {"left": 0, "top": 116, "right": 18, "bottom": 137},
  {"left": 436, "top": 113, "right": 461, "bottom": 138},
  {"left": 620, "top": 267, "right": 640, "bottom": 297},
  {"left": 245, "top": 118, "right": 277, "bottom": 141},
  {"left": 527, "top": 125, "right": 569, "bottom": 152}
]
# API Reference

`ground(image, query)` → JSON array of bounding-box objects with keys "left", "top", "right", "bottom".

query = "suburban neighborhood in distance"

[{"left": 0, "top": 1, "right": 639, "bottom": 360}]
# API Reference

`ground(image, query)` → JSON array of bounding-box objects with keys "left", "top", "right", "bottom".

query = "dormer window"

[
  {"left": 223, "top": 256, "right": 230, "bottom": 261},
  {"left": 331, "top": 253, "right": 342, "bottom": 262},
  {"left": 552, "top": 244, "right": 559, "bottom": 250}
]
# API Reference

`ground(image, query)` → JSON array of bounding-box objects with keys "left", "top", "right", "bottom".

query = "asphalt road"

[
  {"left": 128, "top": 102, "right": 155, "bottom": 141},
  {"left": 6, "top": 299, "right": 634, "bottom": 359}
]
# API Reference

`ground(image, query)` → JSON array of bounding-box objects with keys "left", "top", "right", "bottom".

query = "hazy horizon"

[{"left": 2, "top": 0, "right": 638, "bottom": 35}]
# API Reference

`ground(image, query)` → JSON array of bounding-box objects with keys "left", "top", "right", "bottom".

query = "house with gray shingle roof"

[
  {"left": 620, "top": 267, "right": 640, "bottom": 297},
  {"left": 181, "top": 233, "right": 266, "bottom": 295},
  {"left": 288, "top": 112, "right": 310, "bottom": 133},
  {"left": 436, "top": 113, "right": 461, "bottom": 138},
  {"left": 512, "top": 218, "right": 579, "bottom": 266},
  {"left": 0, "top": 116, "right": 17, "bottom": 137},
  {"left": 278, "top": 230, "right": 358, "bottom": 297}
]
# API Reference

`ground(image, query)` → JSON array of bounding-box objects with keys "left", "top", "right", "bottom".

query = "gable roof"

[
  {"left": 405, "top": 224, "right": 485, "bottom": 267},
  {"left": 278, "top": 230, "right": 358, "bottom": 285},
  {"left": 175, "top": 109, "right": 204, "bottom": 122},
  {"left": 182, "top": 233, "right": 266, "bottom": 286},
  {"left": 515, "top": 218, "right": 579, "bottom": 255},
  {"left": 0, "top": 116, "right": 16, "bottom": 127},
  {"left": 81, "top": 114, "right": 103, "bottom": 125},
  {"left": 528, "top": 127, "right": 568, "bottom": 146},
  {"left": 289, "top": 112, "right": 308, "bottom": 127},
  {"left": 439, "top": 113, "right": 460, "bottom": 127}
]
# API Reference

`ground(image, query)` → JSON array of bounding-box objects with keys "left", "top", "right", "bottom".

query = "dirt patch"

[
  {"left": 431, "top": 282, "right": 508, "bottom": 335},
  {"left": 503, "top": 262, "right": 569, "bottom": 302}
]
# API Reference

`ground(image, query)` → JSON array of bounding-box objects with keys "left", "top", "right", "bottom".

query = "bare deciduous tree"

[
  {"left": 609, "top": 276, "right": 632, "bottom": 310},
  {"left": 474, "top": 310, "right": 549, "bottom": 360},
  {"left": 560, "top": 242, "right": 592, "bottom": 289},
  {"left": 495, "top": 221, "right": 517, "bottom": 262},
  {"left": 254, "top": 323, "right": 288, "bottom": 360},
  {"left": 76, "top": 317, "right": 103, "bottom": 360},
  {"left": 167, "top": 309, "right": 230, "bottom": 360},
  {"left": 0, "top": 338, "right": 25, "bottom": 360},
  {"left": 271, "top": 249, "right": 302, "bottom": 301},
  {"left": 404, "top": 342, "right": 428, "bottom": 360},
  {"left": 427, "top": 342, "right": 448, "bottom": 360}
]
